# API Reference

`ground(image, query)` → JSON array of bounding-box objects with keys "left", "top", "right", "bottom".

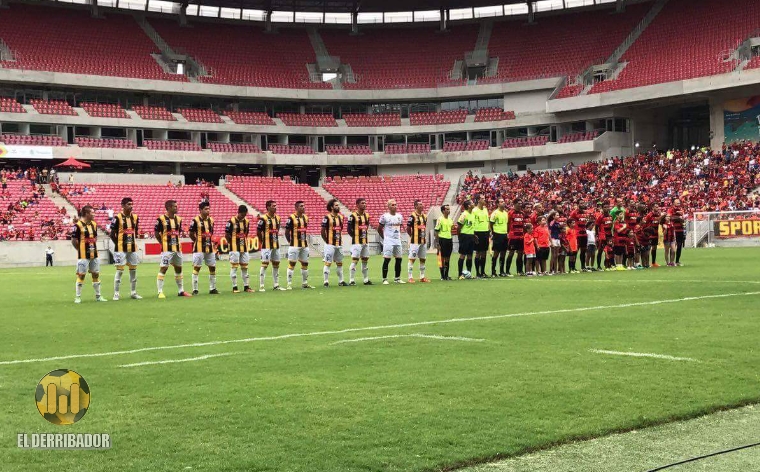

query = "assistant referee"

[
  {"left": 490, "top": 198, "right": 509, "bottom": 276},
  {"left": 435, "top": 204, "right": 454, "bottom": 280},
  {"left": 457, "top": 199, "right": 476, "bottom": 279}
]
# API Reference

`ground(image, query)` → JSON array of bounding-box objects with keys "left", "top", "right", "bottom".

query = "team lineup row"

[{"left": 70, "top": 195, "right": 687, "bottom": 303}]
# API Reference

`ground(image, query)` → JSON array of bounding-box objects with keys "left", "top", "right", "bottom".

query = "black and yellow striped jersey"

[
  {"left": 347, "top": 211, "right": 370, "bottom": 245},
  {"left": 321, "top": 213, "right": 344, "bottom": 245},
  {"left": 111, "top": 212, "right": 139, "bottom": 252},
  {"left": 154, "top": 214, "right": 183, "bottom": 252},
  {"left": 257, "top": 214, "right": 280, "bottom": 249},
  {"left": 189, "top": 216, "right": 214, "bottom": 254},
  {"left": 285, "top": 213, "right": 309, "bottom": 248},
  {"left": 72, "top": 220, "right": 98, "bottom": 260},
  {"left": 407, "top": 212, "right": 427, "bottom": 244},
  {"left": 225, "top": 216, "right": 249, "bottom": 252}
]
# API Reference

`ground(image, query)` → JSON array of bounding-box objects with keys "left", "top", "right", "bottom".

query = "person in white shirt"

[
  {"left": 377, "top": 199, "right": 405, "bottom": 285},
  {"left": 45, "top": 246, "right": 55, "bottom": 266},
  {"left": 585, "top": 221, "right": 596, "bottom": 272}
]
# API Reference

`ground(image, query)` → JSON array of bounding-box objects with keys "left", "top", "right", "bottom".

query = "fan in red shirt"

[
  {"left": 506, "top": 201, "right": 527, "bottom": 276},
  {"left": 596, "top": 202, "right": 614, "bottom": 270},
  {"left": 668, "top": 199, "right": 686, "bottom": 266},
  {"left": 612, "top": 212, "right": 628, "bottom": 270},
  {"left": 533, "top": 217, "right": 551, "bottom": 275},
  {"left": 626, "top": 205, "right": 641, "bottom": 268},
  {"left": 523, "top": 223, "right": 538, "bottom": 276},
  {"left": 570, "top": 203, "right": 590, "bottom": 271},
  {"left": 661, "top": 214, "right": 676, "bottom": 266},
  {"left": 642, "top": 203, "right": 661, "bottom": 267},
  {"left": 566, "top": 218, "right": 579, "bottom": 273}
]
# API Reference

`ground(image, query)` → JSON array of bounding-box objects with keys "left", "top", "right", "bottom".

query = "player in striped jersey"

[
  {"left": 72, "top": 205, "right": 107, "bottom": 303},
  {"left": 406, "top": 200, "right": 430, "bottom": 283},
  {"left": 188, "top": 201, "right": 218, "bottom": 295},
  {"left": 257, "top": 200, "right": 285, "bottom": 291},
  {"left": 226, "top": 205, "right": 254, "bottom": 293},
  {"left": 155, "top": 200, "right": 191, "bottom": 298},
  {"left": 110, "top": 197, "right": 142, "bottom": 300},
  {"left": 347, "top": 198, "right": 372, "bottom": 286},
  {"left": 285, "top": 201, "right": 314, "bottom": 290},
  {"left": 321, "top": 199, "right": 347, "bottom": 287}
]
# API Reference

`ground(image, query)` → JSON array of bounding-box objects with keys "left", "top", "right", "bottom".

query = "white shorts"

[
  {"left": 76, "top": 258, "right": 100, "bottom": 274},
  {"left": 383, "top": 243, "right": 403, "bottom": 258},
  {"left": 160, "top": 251, "right": 183, "bottom": 268},
  {"left": 287, "top": 246, "right": 310, "bottom": 263},
  {"left": 260, "top": 248, "right": 280, "bottom": 263},
  {"left": 113, "top": 251, "right": 139, "bottom": 267},
  {"left": 323, "top": 244, "right": 344, "bottom": 264},
  {"left": 192, "top": 252, "right": 216, "bottom": 267},
  {"left": 408, "top": 243, "right": 426, "bottom": 259},
  {"left": 229, "top": 251, "right": 250, "bottom": 266},
  {"left": 350, "top": 244, "right": 369, "bottom": 259},
  {"left": 551, "top": 239, "right": 561, "bottom": 247}
]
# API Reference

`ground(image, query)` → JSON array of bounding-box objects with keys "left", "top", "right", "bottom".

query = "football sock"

[
  {"left": 175, "top": 275, "right": 184, "bottom": 293},
  {"left": 491, "top": 255, "right": 497, "bottom": 274},
  {"left": 192, "top": 270, "right": 199, "bottom": 292},
  {"left": 408, "top": 261, "right": 414, "bottom": 279},
  {"left": 652, "top": 249, "right": 657, "bottom": 264},
  {"left": 337, "top": 264, "right": 344, "bottom": 283},
  {"left": 516, "top": 255, "right": 524, "bottom": 274},
  {"left": 466, "top": 258, "right": 472, "bottom": 273},
  {"left": 676, "top": 243, "right": 682, "bottom": 263},
  {"left": 92, "top": 278, "right": 101, "bottom": 297},
  {"left": 129, "top": 269, "right": 137, "bottom": 293},
  {"left": 361, "top": 261, "right": 369, "bottom": 282},
  {"left": 419, "top": 262, "right": 425, "bottom": 279},
  {"left": 349, "top": 261, "right": 357, "bottom": 282},
  {"left": 273, "top": 267, "right": 280, "bottom": 286},
  {"left": 499, "top": 254, "right": 506, "bottom": 273},
  {"left": 75, "top": 276, "right": 84, "bottom": 297},
  {"left": 114, "top": 269, "right": 123, "bottom": 294},
  {"left": 287, "top": 267, "right": 294, "bottom": 285},
  {"left": 457, "top": 258, "right": 464, "bottom": 277},
  {"left": 230, "top": 267, "right": 238, "bottom": 288},
  {"left": 156, "top": 273, "right": 165, "bottom": 293},
  {"left": 506, "top": 253, "right": 514, "bottom": 273},
  {"left": 301, "top": 269, "right": 309, "bottom": 284},
  {"left": 209, "top": 274, "right": 216, "bottom": 290},
  {"left": 382, "top": 258, "right": 390, "bottom": 279},
  {"left": 323, "top": 264, "right": 330, "bottom": 284},
  {"left": 394, "top": 258, "right": 402, "bottom": 278},
  {"left": 259, "top": 266, "right": 266, "bottom": 287}
]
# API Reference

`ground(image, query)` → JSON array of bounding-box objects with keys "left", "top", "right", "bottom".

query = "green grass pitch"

[{"left": 1, "top": 248, "right": 759, "bottom": 471}]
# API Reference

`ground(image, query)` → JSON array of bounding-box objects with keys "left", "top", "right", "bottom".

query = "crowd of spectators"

[
  {"left": 0, "top": 166, "right": 70, "bottom": 240},
  {"left": 458, "top": 142, "right": 760, "bottom": 216}
]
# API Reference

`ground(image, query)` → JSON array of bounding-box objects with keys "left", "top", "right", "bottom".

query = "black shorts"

[
  {"left": 491, "top": 233, "right": 508, "bottom": 252},
  {"left": 638, "top": 243, "right": 650, "bottom": 253},
  {"left": 458, "top": 234, "right": 475, "bottom": 255},
  {"left": 675, "top": 232, "right": 686, "bottom": 245},
  {"left": 614, "top": 245, "right": 625, "bottom": 256},
  {"left": 577, "top": 235, "right": 588, "bottom": 248},
  {"left": 587, "top": 243, "right": 597, "bottom": 253},
  {"left": 650, "top": 237, "right": 659, "bottom": 247},
  {"left": 537, "top": 247, "right": 550, "bottom": 261},
  {"left": 508, "top": 238, "right": 523, "bottom": 252},
  {"left": 475, "top": 231, "right": 490, "bottom": 252},
  {"left": 438, "top": 238, "right": 453, "bottom": 258}
]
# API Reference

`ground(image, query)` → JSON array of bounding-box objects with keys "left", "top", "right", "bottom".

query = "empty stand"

[
  {"left": 323, "top": 175, "right": 449, "bottom": 223},
  {"left": 325, "top": 145, "right": 373, "bottom": 155},
  {"left": 590, "top": 0, "right": 760, "bottom": 93},
  {"left": 321, "top": 25, "right": 478, "bottom": 90},
  {"left": 502, "top": 136, "right": 549, "bottom": 148},
  {"left": 384, "top": 143, "right": 431, "bottom": 155},
  {"left": 277, "top": 113, "right": 337, "bottom": 127},
  {"left": 30, "top": 99, "right": 76, "bottom": 116},
  {"left": 226, "top": 111, "right": 275, "bottom": 125},
  {"left": 75, "top": 137, "right": 137, "bottom": 149},
  {"left": 268, "top": 144, "right": 314, "bottom": 154},
  {"left": 208, "top": 142, "right": 262, "bottom": 153},
  {"left": 343, "top": 113, "right": 401, "bottom": 127},
  {"left": 410, "top": 110, "right": 467, "bottom": 126},
  {"left": 558, "top": 131, "right": 599, "bottom": 143},
  {"left": 59, "top": 183, "right": 239, "bottom": 231},
  {"left": 1, "top": 134, "right": 66, "bottom": 146},
  {"left": 474, "top": 108, "right": 515, "bottom": 122},
  {"left": 80, "top": 102, "right": 130, "bottom": 119},
  {"left": 144, "top": 139, "right": 202, "bottom": 152},
  {"left": 0, "top": 4, "right": 185, "bottom": 81},
  {"left": 132, "top": 105, "right": 176, "bottom": 121},
  {"left": 554, "top": 84, "right": 584, "bottom": 99},
  {"left": 179, "top": 107, "right": 224, "bottom": 123},
  {"left": 225, "top": 176, "right": 327, "bottom": 233},
  {"left": 443, "top": 140, "right": 490, "bottom": 152},
  {"left": 0, "top": 97, "right": 26, "bottom": 113}
]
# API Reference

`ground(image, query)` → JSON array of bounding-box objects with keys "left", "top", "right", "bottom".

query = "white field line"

[
  {"left": 530, "top": 279, "right": 760, "bottom": 284},
  {"left": 590, "top": 349, "right": 699, "bottom": 362},
  {"left": 119, "top": 352, "right": 235, "bottom": 368},
  {"left": 331, "top": 334, "right": 485, "bottom": 345},
  {"left": 0, "top": 291, "right": 758, "bottom": 366}
]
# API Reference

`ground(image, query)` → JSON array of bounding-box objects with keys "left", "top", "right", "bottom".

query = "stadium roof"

[{"left": 193, "top": 0, "right": 534, "bottom": 13}]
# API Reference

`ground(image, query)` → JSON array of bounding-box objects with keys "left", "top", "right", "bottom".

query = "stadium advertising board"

[
  {"left": 0, "top": 145, "right": 54, "bottom": 159},
  {"left": 713, "top": 219, "right": 760, "bottom": 238},
  {"left": 724, "top": 96, "right": 760, "bottom": 143}
]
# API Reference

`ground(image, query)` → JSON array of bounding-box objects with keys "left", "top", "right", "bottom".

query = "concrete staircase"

[
  {"left": 0, "top": 38, "right": 14, "bottom": 62},
  {"left": 605, "top": 0, "right": 670, "bottom": 66},
  {"left": 134, "top": 15, "right": 209, "bottom": 82},
  {"left": 313, "top": 186, "right": 351, "bottom": 217},
  {"left": 217, "top": 182, "right": 261, "bottom": 217},
  {"left": 450, "top": 59, "right": 464, "bottom": 81},
  {"left": 44, "top": 185, "right": 78, "bottom": 217}
]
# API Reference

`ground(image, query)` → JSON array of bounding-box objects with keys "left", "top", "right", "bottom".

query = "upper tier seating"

[
  {"left": 0, "top": 97, "right": 26, "bottom": 113},
  {"left": 473, "top": 108, "right": 515, "bottom": 122},
  {"left": 442, "top": 140, "right": 490, "bottom": 152},
  {"left": 226, "top": 111, "right": 275, "bottom": 125},
  {"left": 149, "top": 19, "right": 329, "bottom": 89},
  {"left": 321, "top": 25, "right": 479, "bottom": 90},
  {"left": 0, "top": 179, "right": 67, "bottom": 240},
  {"left": 0, "top": 4, "right": 185, "bottom": 81},
  {"left": 343, "top": 113, "right": 401, "bottom": 127},
  {"left": 132, "top": 105, "right": 176, "bottom": 121},
  {"left": 384, "top": 143, "right": 431, "bottom": 155},
  {"left": 1, "top": 134, "right": 66, "bottom": 146},
  {"left": 501, "top": 136, "right": 549, "bottom": 148},
  {"left": 323, "top": 175, "right": 450, "bottom": 223},
  {"left": 558, "top": 131, "right": 600, "bottom": 143},
  {"left": 179, "top": 108, "right": 224, "bottom": 123},
  {"left": 487, "top": 3, "right": 649, "bottom": 83},
  {"left": 30, "top": 99, "right": 76, "bottom": 116},
  {"left": 144, "top": 139, "right": 202, "bottom": 152},
  {"left": 590, "top": 0, "right": 760, "bottom": 93},
  {"left": 208, "top": 142, "right": 262, "bottom": 153},
  {"left": 225, "top": 176, "right": 327, "bottom": 233},
  {"left": 277, "top": 113, "right": 337, "bottom": 127},
  {"left": 325, "top": 145, "right": 373, "bottom": 155},
  {"left": 554, "top": 84, "right": 584, "bottom": 99},
  {"left": 268, "top": 144, "right": 314, "bottom": 154},
  {"left": 75, "top": 137, "right": 137, "bottom": 149},
  {"left": 410, "top": 110, "right": 468, "bottom": 126},
  {"left": 59, "top": 183, "right": 239, "bottom": 231},
  {"left": 80, "top": 102, "right": 130, "bottom": 119}
]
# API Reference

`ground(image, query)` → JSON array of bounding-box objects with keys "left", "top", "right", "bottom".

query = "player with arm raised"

[
  {"left": 347, "top": 198, "right": 372, "bottom": 286},
  {"left": 257, "top": 200, "right": 285, "bottom": 291},
  {"left": 226, "top": 205, "right": 253, "bottom": 293},
  {"left": 378, "top": 199, "right": 405, "bottom": 285},
  {"left": 285, "top": 201, "right": 313, "bottom": 290},
  {"left": 72, "top": 205, "right": 107, "bottom": 303},
  {"left": 155, "top": 200, "right": 191, "bottom": 298},
  {"left": 189, "top": 201, "right": 218, "bottom": 295},
  {"left": 110, "top": 197, "right": 141, "bottom": 300},
  {"left": 406, "top": 199, "right": 430, "bottom": 283},
  {"left": 321, "top": 199, "right": 346, "bottom": 287}
]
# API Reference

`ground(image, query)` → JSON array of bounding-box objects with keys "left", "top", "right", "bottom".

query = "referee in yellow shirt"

[
  {"left": 472, "top": 195, "right": 490, "bottom": 278},
  {"left": 434, "top": 204, "right": 454, "bottom": 280},
  {"left": 490, "top": 198, "right": 509, "bottom": 277}
]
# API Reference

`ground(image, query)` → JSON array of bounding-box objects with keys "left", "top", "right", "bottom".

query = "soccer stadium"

[{"left": 2, "top": 0, "right": 760, "bottom": 469}]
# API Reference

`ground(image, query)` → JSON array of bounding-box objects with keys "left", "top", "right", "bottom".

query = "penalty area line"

[
  {"left": 118, "top": 352, "right": 236, "bottom": 368},
  {"left": 0, "top": 290, "right": 758, "bottom": 366},
  {"left": 590, "top": 349, "right": 699, "bottom": 362},
  {"left": 331, "top": 334, "right": 485, "bottom": 345}
]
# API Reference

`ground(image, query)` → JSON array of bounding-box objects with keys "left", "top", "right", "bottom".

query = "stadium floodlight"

[
  {"left": 176, "top": 63, "right": 185, "bottom": 75},
  {"left": 635, "top": 142, "right": 640, "bottom": 148},
  {"left": 691, "top": 145, "right": 696, "bottom": 151},
  {"left": 322, "top": 72, "right": 338, "bottom": 82}
]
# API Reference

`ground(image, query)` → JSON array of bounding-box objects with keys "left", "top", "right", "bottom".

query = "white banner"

[{"left": 0, "top": 145, "right": 54, "bottom": 159}]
